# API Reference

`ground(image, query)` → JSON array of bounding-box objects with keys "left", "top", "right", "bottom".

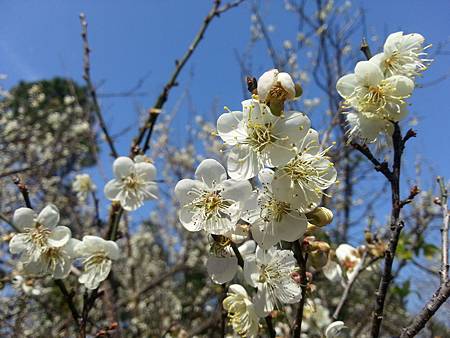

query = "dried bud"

[{"left": 306, "top": 207, "right": 333, "bottom": 227}]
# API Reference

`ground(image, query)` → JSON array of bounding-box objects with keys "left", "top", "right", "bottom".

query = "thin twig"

[
  {"left": 79, "top": 13, "right": 119, "bottom": 158},
  {"left": 291, "top": 240, "right": 308, "bottom": 338},
  {"left": 437, "top": 176, "right": 449, "bottom": 284}
]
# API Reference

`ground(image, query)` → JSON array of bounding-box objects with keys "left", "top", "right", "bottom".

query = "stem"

[{"left": 291, "top": 240, "right": 308, "bottom": 338}]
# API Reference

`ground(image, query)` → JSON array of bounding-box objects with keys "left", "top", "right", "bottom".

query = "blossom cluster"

[
  {"left": 336, "top": 31, "right": 431, "bottom": 142},
  {"left": 175, "top": 69, "right": 337, "bottom": 336},
  {"left": 8, "top": 155, "right": 159, "bottom": 290}
]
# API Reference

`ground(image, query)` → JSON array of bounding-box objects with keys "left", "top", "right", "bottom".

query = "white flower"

[
  {"left": 217, "top": 99, "right": 310, "bottom": 180},
  {"left": 9, "top": 205, "right": 78, "bottom": 279},
  {"left": 335, "top": 244, "right": 362, "bottom": 280},
  {"left": 174, "top": 159, "right": 252, "bottom": 235},
  {"left": 272, "top": 129, "right": 337, "bottom": 212},
  {"left": 75, "top": 236, "right": 120, "bottom": 289},
  {"left": 325, "top": 321, "right": 350, "bottom": 338},
  {"left": 207, "top": 239, "right": 255, "bottom": 284},
  {"left": 104, "top": 156, "right": 158, "bottom": 211},
  {"left": 257, "top": 69, "right": 296, "bottom": 103},
  {"left": 223, "top": 284, "right": 260, "bottom": 338},
  {"left": 244, "top": 246, "right": 302, "bottom": 312},
  {"left": 12, "top": 275, "right": 42, "bottom": 296},
  {"left": 337, "top": 61, "right": 414, "bottom": 118},
  {"left": 242, "top": 169, "right": 308, "bottom": 248},
  {"left": 72, "top": 173, "right": 96, "bottom": 202},
  {"left": 370, "top": 31, "right": 431, "bottom": 78}
]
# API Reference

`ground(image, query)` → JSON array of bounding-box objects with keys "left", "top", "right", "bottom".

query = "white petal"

[
  {"left": 142, "top": 182, "right": 159, "bottom": 200},
  {"left": 354, "top": 61, "right": 383, "bottom": 86},
  {"left": 238, "top": 240, "right": 256, "bottom": 258},
  {"left": 243, "top": 255, "right": 259, "bottom": 287},
  {"left": 9, "top": 233, "right": 29, "bottom": 254},
  {"left": 278, "top": 72, "right": 296, "bottom": 99},
  {"left": 251, "top": 225, "right": 279, "bottom": 249},
  {"left": 228, "top": 284, "right": 249, "bottom": 298},
  {"left": 264, "top": 143, "right": 296, "bottom": 167},
  {"left": 217, "top": 111, "right": 247, "bottom": 145},
  {"left": 13, "top": 208, "right": 36, "bottom": 231},
  {"left": 179, "top": 206, "right": 202, "bottom": 232},
  {"left": 37, "top": 204, "right": 60, "bottom": 229},
  {"left": 104, "top": 240, "right": 120, "bottom": 260},
  {"left": 276, "top": 211, "right": 307, "bottom": 242},
  {"left": 174, "top": 179, "right": 205, "bottom": 205},
  {"left": 336, "top": 244, "right": 357, "bottom": 263},
  {"left": 384, "top": 31, "right": 404, "bottom": 54},
  {"left": 207, "top": 255, "right": 238, "bottom": 284},
  {"left": 384, "top": 75, "right": 414, "bottom": 97},
  {"left": 227, "top": 145, "right": 260, "bottom": 180},
  {"left": 336, "top": 74, "right": 358, "bottom": 98},
  {"left": 257, "top": 69, "right": 278, "bottom": 101},
  {"left": 221, "top": 179, "right": 253, "bottom": 203},
  {"left": 258, "top": 168, "right": 275, "bottom": 186},
  {"left": 276, "top": 111, "right": 310, "bottom": 142},
  {"left": 47, "top": 226, "right": 71, "bottom": 248},
  {"left": 322, "top": 259, "right": 343, "bottom": 282},
  {"left": 195, "top": 159, "right": 227, "bottom": 188},
  {"left": 104, "top": 179, "right": 122, "bottom": 201},
  {"left": 370, "top": 52, "right": 386, "bottom": 71},
  {"left": 135, "top": 162, "right": 157, "bottom": 181},
  {"left": 253, "top": 287, "right": 273, "bottom": 315},
  {"left": 113, "top": 156, "right": 135, "bottom": 178},
  {"left": 78, "top": 236, "right": 107, "bottom": 256}
]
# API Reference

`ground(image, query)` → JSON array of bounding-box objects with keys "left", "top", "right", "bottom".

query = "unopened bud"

[
  {"left": 306, "top": 207, "right": 333, "bottom": 227},
  {"left": 295, "top": 83, "right": 303, "bottom": 98},
  {"left": 309, "top": 250, "right": 329, "bottom": 270},
  {"left": 305, "top": 223, "right": 320, "bottom": 235}
]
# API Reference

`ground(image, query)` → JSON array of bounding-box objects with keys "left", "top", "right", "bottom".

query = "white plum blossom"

[
  {"left": 223, "top": 284, "right": 260, "bottom": 338},
  {"left": 217, "top": 99, "right": 310, "bottom": 180},
  {"left": 325, "top": 321, "right": 350, "bottom": 338},
  {"left": 9, "top": 205, "right": 78, "bottom": 279},
  {"left": 72, "top": 173, "right": 96, "bottom": 202},
  {"left": 174, "top": 159, "right": 252, "bottom": 235},
  {"left": 75, "top": 236, "right": 120, "bottom": 289},
  {"left": 335, "top": 244, "right": 362, "bottom": 280},
  {"left": 207, "top": 239, "right": 255, "bottom": 284},
  {"left": 370, "top": 31, "right": 431, "bottom": 78},
  {"left": 242, "top": 169, "right": 308, "bottom": 248},
  {"left": 257, "top": 69, "right": 296, "bottom": 103},
  {"left": 336, "top": 61, "right": 414, "bottom": 142},
  {"left": 272, "top": 129, "right": 337, "bottom": 212},
  {"left": 104, "top": 155, "right": 158, "bottom": 211},
  {"left": 244, "top": 246, "right": 302, "bottom": 312}
]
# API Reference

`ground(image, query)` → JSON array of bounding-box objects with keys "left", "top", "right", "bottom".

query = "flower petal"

[
  {"left": 227, "top": 145, "right": 260, "bottom": 181},
  {"left": 104, "top": 179, "right": 122, "bottom": 201},
  {"left": 13, "top": 208, "right": 36, "bottom": 231},
  {"left": 47, "top": 226, "right": 71, "bottom": 248},
  {"left": 135, "top": 162, "right": 157, "bottom": 181},
  {"left": 217, "top": 111, "right": 247, "bottom": 145},
  {"left": 221, "top": 179, "right": 253, "bottom": 203},
  {"left": 207, "top": 255, "right": 238, "bottom": 284},
  {"left": 37, "top": 204, "right": 60, "bottom": 229},
  {"left": 276, "top": 211, "right": 308, "bottom": 242},
  {"left": 354, "top": 61, "right": 383, "bottom": 87},
  {"left": 336, "top": 74, "right": 358, "bottom": 98},
  {"left": 113, "top": 156, "right": 135, "bottom": 178},
  {"left": 174, "top": 179, "right": 205, "bottom": 205},
  {"left": 9, "top": 233, "right": 29, "bottom": 254},
  {"left": 195, "top": 159, "right": 227, "bottom": 188}
]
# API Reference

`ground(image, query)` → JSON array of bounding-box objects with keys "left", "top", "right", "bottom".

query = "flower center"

[
  {"left": 191, "top": 190, "right": 233, "bottom": 221},
  {"left": 268, "top": 82, "right": 289, "bottom": 101},
  {"left": 261, "top": 197, "right": 291, "bottom": 223},
  {"left": 356, "top": 81, "right": 406, "bottom": 118},
  {"left": 122, "top": 174, "right": 141, "bottom": 191},
  {"left": 246, "top": 121, "right": 274, "bottom": 152},
  {"left": 210, "top": 235, "right": 232, "bottom": 257},
  {"left": 83, "top": 252, "right": 109, "bottom": 270},
  {"left": 26, "top": 224, "right": 51, "bottom": 248},
  {"left": 42, "top": 247, "right": 66, "bottom": 271}
]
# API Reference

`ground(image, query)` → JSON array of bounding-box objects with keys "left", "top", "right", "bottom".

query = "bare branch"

[{"left": 79, "top": 13, "right": 119, "bottom": 158}]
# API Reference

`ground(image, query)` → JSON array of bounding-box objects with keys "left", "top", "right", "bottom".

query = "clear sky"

[{"left": 1, "top": 0, "right": 449, "bottom": 319}]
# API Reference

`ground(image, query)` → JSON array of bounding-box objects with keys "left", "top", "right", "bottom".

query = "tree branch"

[
  {"left": 291, "top": 240, "right": 308, "bottom": 338},
  {"left": 79, "top": 13, "right": 119, "bottom": 158}
]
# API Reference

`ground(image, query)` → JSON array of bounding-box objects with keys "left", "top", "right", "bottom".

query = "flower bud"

[
  {"left": 306, "top": 207, "right": 333, "bottom": 227},
  {"left": 309, "top": 249, "right": 329, "bottom": 270},
  {"left": 257, "top": 69, "right": 296, "bottom": 116}
]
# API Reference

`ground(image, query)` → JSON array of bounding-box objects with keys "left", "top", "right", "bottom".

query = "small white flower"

[
  {"left": 207, "top": 239, "right": 255, "bottom": 284},
  {"left": 217, "top": 99, "right": 310, "bottom": 180},
  {"left": 104, "top": 156, "right": 158, "bottom": 211},
  {"left": 272, "top": 129, "right": 337, "bottom": 212},
  {"left": 72, "top": 173, "right": 96, "bottom": 202},
  {"left": 325, "top": 321, "right": 350, "bottom": 338},
  {"left": 370, "top": 31, "right": 431, "bottom": 78},
  {"left": 242, "top": 169, "right": 308, "bottom": 248},
  {"left": 322, "top": 256, "right": 343, "bottom": 282},
  {"left": 257, "top": 69, "right": 296, "bottom": 103},
  {"left": 174, "top": 159, "right": 252, "bottom": 235},
  {"left": 12, "top": 275, "right": 43, "bottom": 296},
  {"left": 244, "top": 246, "right": 302, "bottom": 312},
  {"left": 335, "top": 244, "right": 362, "bottom": 280},
  {"left": 223, "top": 284, "right": 260, "bottom": 338},
  {"left": 9, "top": 205, "right": 77, "bottom": 279},
  {"left": 75, "top": 236, "right": 120, "bottom": 289},
  {"left": 336, "top": 61, "right": 414, "bottom": 142}
]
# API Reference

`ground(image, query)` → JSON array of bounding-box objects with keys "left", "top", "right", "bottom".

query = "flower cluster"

[
  {"left": 175, "top": 69, "right": 337, "bottom": 336},
  {"left": 336, "top": 32, "right": 431, "bottom": 142},
  {"left": 8, "top": 155, "right": 158, "bottom": 290}
]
